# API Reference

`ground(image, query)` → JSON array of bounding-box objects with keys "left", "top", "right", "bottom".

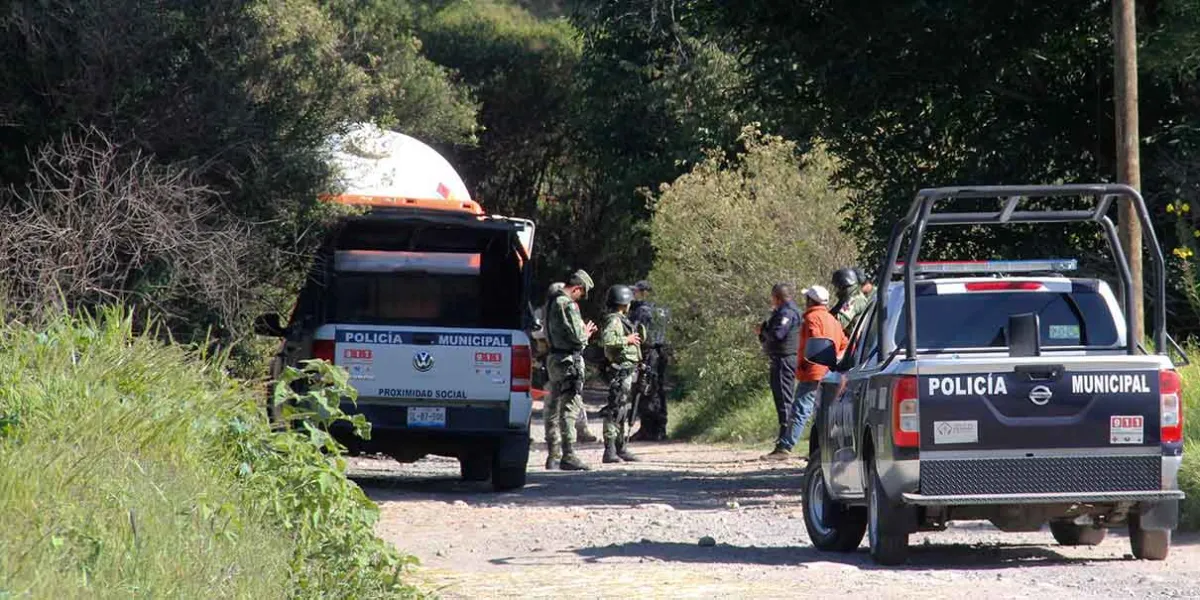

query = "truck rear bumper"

[
  {"left": 902, "top": 490, "right": 1184, "bottom": 506},
  {"left": 330, "top": 401, "right": 530, "bottom": 461}
]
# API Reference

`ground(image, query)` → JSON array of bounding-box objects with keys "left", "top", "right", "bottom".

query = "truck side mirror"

[
  {"left": 1008, "top": 312, "right": 1040, "bottom": 358},
  {"left": 253, "top": 313, "right": 288, "bottom": 337},
  {"left": 804, "top": 337, "right": 839, "bottom": 369}
]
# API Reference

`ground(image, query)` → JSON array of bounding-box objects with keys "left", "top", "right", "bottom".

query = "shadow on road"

[
  {"left": 568, "top": 539, "right": 1129, "bottom": 571},
  {"left": 356, "top": 462, "right": 804, "bottom": 511}
]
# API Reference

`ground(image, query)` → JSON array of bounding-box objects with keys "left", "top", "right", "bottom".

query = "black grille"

[{"left": 921, "top": 455, "right": 1160, "bottom": 495}]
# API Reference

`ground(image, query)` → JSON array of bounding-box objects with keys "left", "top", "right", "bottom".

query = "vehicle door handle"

[
  {"left": 1014, "top": 364, "right": 1064, "bottom": 381},
  {"left": 411, "top": 333, "right": 438, "bottom": 345}
]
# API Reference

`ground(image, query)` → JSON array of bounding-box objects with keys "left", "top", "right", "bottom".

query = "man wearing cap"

[
  {"left": 757, "top": 283, "right": 802, "bottom": 460},
  {"left": 629, "top": 280, "right": 671, "bottom": 441},
  {"left": 532, "top": 282, "right": 598, "bottom": 442},
  {"left": 771, "top": 284, "right": 848, "bottom": 460},
  {"left": 543, "top": 270, "right": 599, "bottom": 471}
]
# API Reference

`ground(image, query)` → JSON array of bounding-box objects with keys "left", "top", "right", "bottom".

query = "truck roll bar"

[{"left": 873, "top": 184, "right": 1168, "bottom": 359}]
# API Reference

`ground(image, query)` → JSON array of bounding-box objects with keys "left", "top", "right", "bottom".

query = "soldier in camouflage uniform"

[
  {"left": 599, "top": 284, "right": 643, "bottom": 463},
  {"left": 543, "top": 270, "right": 597, "bottom": 471},
  {"left": 532, "top": 281, "right": 597, "bottom": 442},
  {"left": 629, "top": 280, "right": 671, "bottom": 441},
  {"left": 831, "top": 267, "right": 869, "bottom": 332}
]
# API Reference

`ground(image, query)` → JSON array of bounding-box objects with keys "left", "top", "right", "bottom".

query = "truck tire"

[
  {"left": 460, "top": 454, "right": 492, "bottom": 482},
  {"left": 1049, "top": 521, "right": 1106, "bottom": 546},
  {"left": 1129, "top": 513, "right": 1171, "bottom": 560},
  {"left": 492, "top": 463, "right": 527, "bottom": 492},
  {"left": 802, "top": 450, "right": 866, "bottom": 552},
  {"left": 491, "top": 436, "right": 530, "bottom": 492},
  {"left": 867, "top": 460, "right": 910, "bottom": 566}
]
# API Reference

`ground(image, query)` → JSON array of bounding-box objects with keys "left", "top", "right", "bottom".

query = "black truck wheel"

[
  {"left": 460, "top": 454, "right": 492, "bottom": 482},
  {"left": 491, "top": 435, "right": 530, "bottom": 491},
  {"left": 1129, "top": 513, "right": 1171, "bottom": 560},
  {"left": 867, "top": 460, "right": 910, "bottom": 566},
  {"left": 802, "top": 450, "right": 866, "bottom": 551},
  {"left": 1049, "top": 521, "right": 1107, "bottom": 546}
]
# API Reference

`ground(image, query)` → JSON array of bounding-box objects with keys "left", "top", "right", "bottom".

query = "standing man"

[
  {"left": 772, "top": 285, "right": 848, "bottom": 460},
  {"left": 629, "top": 280, "right": 671, "bottom": 441},
  {"left": 533, "top": 281, "right": 597, "bottom": 441},
  {"left": 830, "top": 268, "right": 869, "bottom": 332},
  {"left": 544, "top": 270, "right": 598, "bottom": 471},
  {"left": 757, "top": 283, "right": 802, "bottom": 460},
  {"left": 599, "top": 284, "right": 643, "bottom": 463}
]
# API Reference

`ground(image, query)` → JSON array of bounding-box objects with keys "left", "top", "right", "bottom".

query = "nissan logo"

[
  {"left": 1029, "top": 385, "right": 1053, "bottom": 406},
  {"left": 413, "top": 351, "right": 434, "bottom": 372}
]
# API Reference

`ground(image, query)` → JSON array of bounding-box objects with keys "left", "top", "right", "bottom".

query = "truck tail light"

[
  {"left": 312, "top": 340, "right": 335, "bottom": 364},
  {"left": 1161, "top": 369, "right": 1183, "bottom": 444},
  {"left": 892, "top": 375, "right": 920, "bottom": 448},
  {"left": 511, "top": 345, "right": 532, "bottom": 393}
]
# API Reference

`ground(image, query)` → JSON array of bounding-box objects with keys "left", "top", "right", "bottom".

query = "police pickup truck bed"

[{"left": 800, "top": 185, "right": 1186, "bottom": 565}]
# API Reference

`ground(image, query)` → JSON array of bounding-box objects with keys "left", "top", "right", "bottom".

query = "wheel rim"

[{"left": 807, "top": 466, "right": 833, "bottom": 537}]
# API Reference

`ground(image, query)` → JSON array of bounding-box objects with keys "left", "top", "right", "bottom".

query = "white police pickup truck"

[
  {"left": 801, "top": 185, "right": 1187, "bottom": 565},
  {"left": 256, "top": 205, "right": 537, "bottom": 491}
]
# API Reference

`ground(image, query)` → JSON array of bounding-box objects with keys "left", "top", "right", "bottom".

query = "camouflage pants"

[
  {"left": 544, "top": 353, "right": 585, "bottom": 456},
  {"left": 600, "top": 363, "right": 636, "bottom": 443}
]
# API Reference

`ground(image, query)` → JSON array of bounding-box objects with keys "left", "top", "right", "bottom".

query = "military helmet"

[
  {"left": 633, "top": 280, "right": 652, "bottom": 292},
  {"left": 606, "top": 284, "right": 635, "bottom": 307},
  {"left": 831, "top": 268, "right": 858, "bottom": 290},
  {"left": 852, "top": 268, "right": 868, "bottom": 287}
]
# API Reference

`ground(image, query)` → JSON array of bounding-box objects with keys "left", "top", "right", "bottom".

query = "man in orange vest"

[{"left": 769, "top": 285, "right": 848, "bottom": 460}]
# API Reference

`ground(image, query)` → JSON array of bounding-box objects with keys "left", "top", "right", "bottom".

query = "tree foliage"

[{"left": 649, "top": 128, "right": 857, "bottom": 440}]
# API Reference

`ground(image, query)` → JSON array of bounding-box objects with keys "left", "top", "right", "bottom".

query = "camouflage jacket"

[
  {"left": 545, "top": 290, "right": 587, "bottom": 352},
  {"left": 833, "top": 288, "right": 869, "bottom": 330},
  {"left": 601, "top": 311, "right": 642, "bottom": 366}
]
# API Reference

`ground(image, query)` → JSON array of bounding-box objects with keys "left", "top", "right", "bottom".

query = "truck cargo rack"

[{"left": 874, "top": 184, "right": 1167, "bottom": 359}]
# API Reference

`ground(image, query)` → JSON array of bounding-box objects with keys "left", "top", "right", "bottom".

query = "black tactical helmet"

[
  {"left": 831, "top": 268, "right": 858, "bottom": 290},
  {"left": 606, "top": 284, "right": 635, "bottom": 307},
  {"left": 853, "top": 267, "right": 868, "bottom": 287}
]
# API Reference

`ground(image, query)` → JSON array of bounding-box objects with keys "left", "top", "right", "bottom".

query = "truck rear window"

[
  {"left": 897, "top": 290, "right": 1120, "bottom": 350},
  {"left": 328, "top": 273, "right": 484, "bottom": 328}
]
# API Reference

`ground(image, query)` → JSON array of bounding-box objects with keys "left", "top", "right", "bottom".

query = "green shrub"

[
  {"left": 1178, "top": 354, "right": 1200, "bottom": 529},
  {"left": 0, "top": 310, "right": 419, "bottom": 598},
  {"left": 650, "top": 127, "right": 859, "bottom": 443}
]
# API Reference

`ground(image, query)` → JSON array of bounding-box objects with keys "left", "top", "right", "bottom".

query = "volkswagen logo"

[
  {"left": 412, "top": 351, "right": 435, "bottom": 372},
  {"left": 1029, "top": 385, "right": 1053, "bottom": 406}
]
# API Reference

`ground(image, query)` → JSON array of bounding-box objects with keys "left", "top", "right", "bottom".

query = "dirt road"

[{"left": 353, "top": 392, "right": 1199, "bottom": 599}]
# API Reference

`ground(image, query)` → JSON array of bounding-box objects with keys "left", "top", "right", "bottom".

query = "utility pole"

[{"left": 1114, "top": 0, "right": 1144, "bottom": 345}]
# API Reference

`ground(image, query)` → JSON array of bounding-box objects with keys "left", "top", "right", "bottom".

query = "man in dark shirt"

[{"left": 756, "top": 282, "right": 801, "bottom": 460}]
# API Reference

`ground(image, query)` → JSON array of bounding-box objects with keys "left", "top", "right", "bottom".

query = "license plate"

[{"left": 408, "top": 406, "right": 446, "bottom": 428}]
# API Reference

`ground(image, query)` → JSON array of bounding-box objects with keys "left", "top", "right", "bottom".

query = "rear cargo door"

[{"left": 334, "top": 325, "right": 512, "bottom": 402}]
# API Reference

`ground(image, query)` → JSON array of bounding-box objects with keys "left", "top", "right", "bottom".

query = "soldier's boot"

[
  {"left": 615, "top": 438, "right": 640, "bottom": 462},
  {"left": 576, "top": 422, "right": 598, "bottom": 443},
  {"left": 559, "top": 441, "right": 591, "bottom": 471},
  {"left": 602, "top": 438, "right": 621, "bottom": 464},
  {"left": 545, "top": 441, "right": 561, "bottom": 470}
]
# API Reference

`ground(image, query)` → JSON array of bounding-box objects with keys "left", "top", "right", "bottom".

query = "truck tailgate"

[
  {"left": 331, "top": 325, "right": 512, "bottom": 402},
  {"left": 917, "top": 356, "right": 1166, "bottom": 495}
]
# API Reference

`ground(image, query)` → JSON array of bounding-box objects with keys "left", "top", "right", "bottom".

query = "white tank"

[{"left": 323, "top": 122, "right": 472, "bottom": 202}]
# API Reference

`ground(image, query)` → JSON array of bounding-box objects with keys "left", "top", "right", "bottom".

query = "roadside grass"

[{"left": 0, "top": 310, "right": 420, "bottom": 598}]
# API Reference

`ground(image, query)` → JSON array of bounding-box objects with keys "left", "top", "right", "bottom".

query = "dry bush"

[{"left": 0, "top": 129, "right": 251, "bottom": 328}]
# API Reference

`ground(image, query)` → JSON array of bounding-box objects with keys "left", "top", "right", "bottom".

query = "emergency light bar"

[
  {"left": 892, "top": 258, "right": 1077, "bottom": 275},
  {"left": 334, "top": 250, "right": 481, "bottom": 275}
]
